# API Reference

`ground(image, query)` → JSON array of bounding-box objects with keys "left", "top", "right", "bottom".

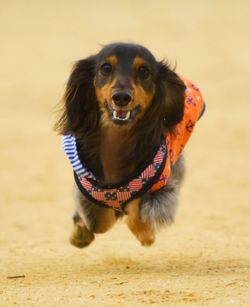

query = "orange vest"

[{"left": 149, "top": 77, "right": 205, "bottom": 193}]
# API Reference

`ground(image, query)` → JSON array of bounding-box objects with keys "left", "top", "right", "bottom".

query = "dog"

[{"left": 55, "top": 43, "right": 205, "bottom": 247}]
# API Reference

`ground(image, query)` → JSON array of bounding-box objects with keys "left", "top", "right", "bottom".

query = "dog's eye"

[
  {"left": 100, "top": 63, "right": 112, "bottom": 76},
  {"left": 138, "top": 66, "right": 150, "bottom": 80}
]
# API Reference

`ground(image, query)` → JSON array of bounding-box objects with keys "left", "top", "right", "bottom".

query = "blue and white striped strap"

[{"left": 62, "top": 135, "right": 96, "bottom": 180}]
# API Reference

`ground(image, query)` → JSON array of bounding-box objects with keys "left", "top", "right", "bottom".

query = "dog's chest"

[{"left": 100, "top": 128, "right": 134, "bottom": 184}]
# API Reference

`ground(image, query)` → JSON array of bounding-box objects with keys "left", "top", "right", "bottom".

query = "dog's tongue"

[{"left": 116, "top": 110, "right": 129, "bottom": 119}]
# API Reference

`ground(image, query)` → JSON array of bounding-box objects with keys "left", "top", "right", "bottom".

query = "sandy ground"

[{"left": 0, "top": 1, "right": 250, "bottom": 306}]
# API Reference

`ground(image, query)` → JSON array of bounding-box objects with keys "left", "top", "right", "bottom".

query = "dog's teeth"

[
  {"left": 112, "top": 110, "right": 130, "bottom": 120},
  {"left": 124, "top": 112, "right": 130, "bottom": 120}
]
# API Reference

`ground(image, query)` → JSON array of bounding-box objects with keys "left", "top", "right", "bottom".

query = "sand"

[{"left": 0, "top": 1, "right": 249, "bottom": 306}]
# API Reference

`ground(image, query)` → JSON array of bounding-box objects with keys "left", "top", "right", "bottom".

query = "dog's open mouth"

[
  {"left": 107, "top": 104, "right": 140, "bottom": 125},
  {"left": 113, "top": 109, "right": 131, "bottom": 121}
]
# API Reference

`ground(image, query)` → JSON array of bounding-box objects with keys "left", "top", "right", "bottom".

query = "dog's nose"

[{"left": 112, "top": 91, "right": 132, "bottom": 107}]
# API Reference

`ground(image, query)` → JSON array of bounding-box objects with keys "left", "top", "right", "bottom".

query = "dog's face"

[
  {"left": 56, "top": 43, "right": 186, "bottom": 136},
  {"left": 94, "top": 44, "right": 158, "bottom": 126}
]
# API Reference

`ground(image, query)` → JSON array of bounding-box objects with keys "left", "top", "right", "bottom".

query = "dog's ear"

[
  {"left": 55, "top": 55, "right": 99, "bottom": 135},
  {"left": 155, "top": 61, "right": 186, "bottom": 129}
]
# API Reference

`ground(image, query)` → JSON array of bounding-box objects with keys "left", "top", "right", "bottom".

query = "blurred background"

[{"left": 0, "top": 1, "right": 249, "bottom": 306}]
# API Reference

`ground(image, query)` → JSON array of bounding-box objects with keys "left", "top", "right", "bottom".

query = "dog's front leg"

[
  {"left": 126, "top": 198, "right": 155, "bottom": 246},
  {"left": 70, "top": 212, "right": 95, "bottom": 248},
  {"left": 70, "top": 183, "right": 118, "bottom": 248},
  {"left": 126, "top": 173, "right": 182, "bottom": 246},
  {"left": 69, "top": 183, "right": 96, "bottom": 248}
]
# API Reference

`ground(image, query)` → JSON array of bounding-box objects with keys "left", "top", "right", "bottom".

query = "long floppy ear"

[
  {"left": 55, "top": 55, "right": 99, "bottom": 135},
  {"left": 155, "top": 61, "right": 186, "bottom": 130}
]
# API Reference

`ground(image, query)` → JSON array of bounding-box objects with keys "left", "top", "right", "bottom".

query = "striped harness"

[{"left": 63, "top": 135, "right": 167, "bottom": 211}]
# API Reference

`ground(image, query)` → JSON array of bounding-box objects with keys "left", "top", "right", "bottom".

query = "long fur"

[{"left": 55, "top": 56, "right": 100, "bottom": 136}]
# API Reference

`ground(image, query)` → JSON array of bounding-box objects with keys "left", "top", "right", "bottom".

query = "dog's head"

[
  {"left": 94, "top": 43, "right": 157, "bottom": 126},
  {"left": 56, "top": 43, "right": 186, "bottom": 136}
]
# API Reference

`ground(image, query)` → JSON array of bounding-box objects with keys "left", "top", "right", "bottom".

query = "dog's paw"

[
  {"left": 136, "top": 229, "right": 155, "bottom": 247},
  {"left": 126, "top": 199, "right": 156, "bottom": 247},
  {"left": 69, "top": 225, "right": 95, "bottom": 248},
  {"left": 127, "top": 215, "right": 155, "bottom": 246}
]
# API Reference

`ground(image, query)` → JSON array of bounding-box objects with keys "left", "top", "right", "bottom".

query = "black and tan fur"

[{"left": 55, "top": 43, "right": 186, "bottom": 247}]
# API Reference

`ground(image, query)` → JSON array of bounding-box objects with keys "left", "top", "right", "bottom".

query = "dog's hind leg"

[{"left": 70, "top": 183, "right": 119, "bottom": 248}]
